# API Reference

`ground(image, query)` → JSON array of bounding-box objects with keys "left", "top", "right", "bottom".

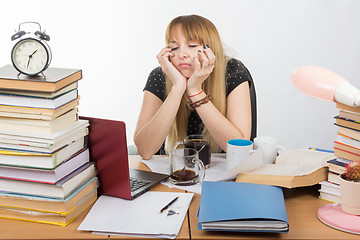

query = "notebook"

[
  {"left": 79, "top": 116, "right": 169, "bottom": 200},
  {"left": 198, "top": 181, "right": 289, "bottom": 233}
]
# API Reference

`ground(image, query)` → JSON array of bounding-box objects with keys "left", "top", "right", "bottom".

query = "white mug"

[
  {"left": 254, "top": 136, "right": 287, "bottom": 164},
  {"left": 226, "top": 139, "right": 255, "bottom": 170}
]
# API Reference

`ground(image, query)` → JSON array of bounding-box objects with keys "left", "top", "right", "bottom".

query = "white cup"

[
  {"left": 254, "top": 136, "right": 287, "bottom": 164},
  {"left": 226, "top": 139, "right": 255, "bottom": 170}
]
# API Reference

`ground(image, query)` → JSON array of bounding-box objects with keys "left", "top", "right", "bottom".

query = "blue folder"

[{"left": 197, "top": 181, "right": 289, "bottom": 233}]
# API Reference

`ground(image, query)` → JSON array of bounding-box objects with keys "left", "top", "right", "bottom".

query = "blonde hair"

[{"left": 164, "top": 15, "right": 229, "bottom": 154}]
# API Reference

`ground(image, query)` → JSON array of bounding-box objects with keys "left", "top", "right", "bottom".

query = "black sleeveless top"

[{"left": 143, "top": 58, "right": 253, "bottom": 154}]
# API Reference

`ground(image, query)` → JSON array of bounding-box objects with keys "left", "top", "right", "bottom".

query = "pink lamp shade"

[{"left": 290, "top": 65, "right": 360, "bottom": 107}]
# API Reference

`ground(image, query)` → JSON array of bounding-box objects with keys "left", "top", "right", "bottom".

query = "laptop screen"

[{"left": 80, "top": 116, "right": 132, "bottom": 199}]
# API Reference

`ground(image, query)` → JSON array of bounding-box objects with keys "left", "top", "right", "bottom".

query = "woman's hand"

[
  {"left": 157, "top": 47, "right": 187, "bottom": 92},
  {"left": 186, "top": 47, "right": 216, "bottom": 96}
]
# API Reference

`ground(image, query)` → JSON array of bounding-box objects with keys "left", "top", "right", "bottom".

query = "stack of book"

[
  {"left": 0, "top": 65, "right": 98, "bottom": 227},
  {"left": 319, "top": 102, "right": 360, "bottom": 203}
]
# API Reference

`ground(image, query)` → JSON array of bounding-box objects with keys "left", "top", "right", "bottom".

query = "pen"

[
  {"left": 160, "top": 196, "right": 179, "bottom": 213},
  {"left": 308, "top": 148, "right": 334, "bottom": 153}
]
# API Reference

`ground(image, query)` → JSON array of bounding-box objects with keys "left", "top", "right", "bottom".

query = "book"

[
  {"left": 0, "top": 149, "right": 89, "bottom": 183},
  {"left": 339, "top": 110, "right": 360, "bottom": 122},
  {"left": 0, "top": 162, "right": 96, "bottom": 199},
  {"left": 197, "top": 181, "right": 289, "bottom": 232},
  {"left": 335, "top": 116, "right": 360, "bottom": 131},
  {"left": 0, "top": 119, "right": 88, "bottom": 153},
  {"left": 0, "top": 65, "right": 82, "bottom": 92},
  {"left": 336, "top": 133, "right": 360, "bottom": 148},
  {"left": 235, "top": 149, "right": 335, "bottom": 188},
  {"left": 334, "top": 147, "right": 360, "bottom": 162},
  {"left": 0, "top": 97, "right": 79, "bottom": 119},
  {"left": 0, "top": 188, "right": 97, "bottom": 227},
  {"left": 334, "top": 141, "right": 360, "bottom": 156},
  {"left": 327, "top": 159, "right": 346, "bottom": 175},
  {"left": 328, "top": 171, "right": 341, "bottom": 185},
  {"left": 0, "top": 133, "right": 85, "bottom": 156},
  {"left": 319, "top": 191, "right": 340, "bottom": 203},
  {"left": 336, "top": 102, "right": 360, "bottom": 114},
  {"left": 338, "top": 126, "right": 360, "bottom": 141},
  {"left": 0, "top": 108, "right": 78, "bottom": 134},
  {"left": 0, "top": 177, "right": 98, "bottom": 213},
  {"left": 319, "top": 181, "right": 340, "bottom": 196},
  {"left": 0, "top": 89, "right": 78, "bottom": 109},
  {"left": 0, "top": 82, "right": 77, "bottom": 99}
]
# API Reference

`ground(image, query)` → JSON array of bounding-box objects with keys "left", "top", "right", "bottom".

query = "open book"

[{"left": 236, "top": 149, "right": 335, "bottom": 188}]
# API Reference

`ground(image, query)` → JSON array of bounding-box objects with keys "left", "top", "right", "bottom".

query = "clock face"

[{"left": 11, "top": 38, "right": 51, "bottom": 76}]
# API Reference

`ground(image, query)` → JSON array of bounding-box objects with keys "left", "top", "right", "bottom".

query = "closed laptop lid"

[{"left": 80, "top": 116, "right": 132, "bottom": 199}]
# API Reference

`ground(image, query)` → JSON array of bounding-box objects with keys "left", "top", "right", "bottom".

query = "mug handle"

[
  {"left": 173, "top": 141, "right": 185, "bottom": 151},
  {"left": 197, "top": 157, "right": 206, "bottom": 183},
  {"left": 277, "top": 145, "right": 287, "bottom": 153}
]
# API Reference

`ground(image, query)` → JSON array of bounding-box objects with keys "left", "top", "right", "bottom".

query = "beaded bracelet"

[{"left": 187, "top": 95, "right": 211, "bottom": 109}]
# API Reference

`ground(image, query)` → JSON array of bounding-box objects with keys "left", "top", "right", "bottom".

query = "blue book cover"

[{"left": 198, "top": 181, "right": 289, "bottom": 233}]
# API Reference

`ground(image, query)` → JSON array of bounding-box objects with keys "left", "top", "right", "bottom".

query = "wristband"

[{"left": 188, "top": 90, "right": 204, "bottom": 98}]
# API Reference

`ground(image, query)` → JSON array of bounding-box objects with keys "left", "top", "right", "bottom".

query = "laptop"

[{"left": 79, "top": 116, "right": 169, "bottom": 200}]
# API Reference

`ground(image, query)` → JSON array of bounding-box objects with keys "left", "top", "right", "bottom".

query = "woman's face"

[{"left": 168, "top": 24, "right": 203, "bottom": 78}]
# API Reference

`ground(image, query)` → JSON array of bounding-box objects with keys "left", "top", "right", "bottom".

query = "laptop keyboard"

[{"left": 130, "top": 178, "right": 151, "bottom": 192}]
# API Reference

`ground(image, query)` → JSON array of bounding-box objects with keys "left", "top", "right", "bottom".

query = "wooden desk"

[
  {"left": 1, "top": 155, "right": 360, "bottom": 239},
  {"left": 189, "top": 185, "right": 360, "bottom": 239},
  {"left": 0, "top": 155, "right": 190, "bottom": 240}
]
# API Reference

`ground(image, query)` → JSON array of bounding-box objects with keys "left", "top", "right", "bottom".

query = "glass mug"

[
  {"left": 170, "top": 145, "right": 205, "bottom": 186},
  {"left": 176, "top": 134, "right": 211, "bottom": 168}
]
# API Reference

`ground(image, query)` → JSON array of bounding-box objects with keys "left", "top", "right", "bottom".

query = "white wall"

[{"left": 1, "top": 0, "right": 359, "bottom": 150}]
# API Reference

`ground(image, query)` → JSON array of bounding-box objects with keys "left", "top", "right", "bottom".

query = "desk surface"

[{"left": 1, "top": 155, "right": 360, "bottom": 240}]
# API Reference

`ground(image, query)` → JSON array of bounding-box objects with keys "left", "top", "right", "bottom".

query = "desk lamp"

[{"left": 290, "top": 65, "right": 360, "bottom": 107}]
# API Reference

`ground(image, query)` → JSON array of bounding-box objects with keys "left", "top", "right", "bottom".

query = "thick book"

[
  {"left": 0, "top": 65, "right": 82, "bottom": 92},
  {"left": 327, "top": 158, "right": 346, "bottom": 175},
  {"left": 319, "top": 191, "right": 340, "bottom": 203},
  {"left": 197, "top": 181, "right": 289, "bottom": 233},
  {"left": 336, "top": 133, "right": 360, "bottom": 149},
  {"left": 0, "top": 89, "right": 78, "bottom": 109},
  {"left": 0, "top": 82, "right": 77, "bottom": 99},
  {"left": 334, "top": 141, "right": 360, "bottom": 156},
  {"left": 334, "top": 146, "right": 360, "bottom": 162},
  {"left": 0, "top": 97, "right": 79, "bottom": 119},
  {"left": 0, "top": 177, "right": 98, "bottom": 213},
  {"left": 337, "top": 126, "right": 360, "bottom": 141},
  {"left": 0, "top": 148, "right": 89, "bottom": 183},
  {"left": 0, "top": 108, "right": 78, "bottom": 134},
  {"left": 339, "top": 110, "right": 360, "bottom": 122},
  {"left": 0, "top": 119, "right": 88, "bottom": 153},
  {"left": 328, "top": 171, "right": 341, "bottom": 185},
  {"left": 0, "top": 188, "right": 97, "bottom": 227},
  {"left": 336, "top": 102, "right": 360, "bottom": 114},
  {"left": 235, "top": 149, "right": 334, "bottom": 188},
  {"left": 335, "top": 116, "right": 360, "bottom": 131},
  {"left": 0, "top": 162, "right": 96, "bottom": 199}
]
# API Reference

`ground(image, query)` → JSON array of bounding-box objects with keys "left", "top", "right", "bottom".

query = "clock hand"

[
  {"left": 30, "top": 49, "right": 38, "bottom": 56},
  {"left": 26, "top": 49, "right": 38, "bottom": 69}
]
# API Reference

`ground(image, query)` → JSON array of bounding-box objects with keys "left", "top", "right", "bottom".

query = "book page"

[
  {"left": 246, "top": 164, "right": 322, "bottom": 176},
  {"left": 275, "top": 149, "right": 334, "bottom": 166}
]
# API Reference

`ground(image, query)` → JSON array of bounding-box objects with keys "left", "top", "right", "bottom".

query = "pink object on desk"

[
  {"left": 290, "top": 65, "right": 360, "bottom": 107},
  {"left": 317, "top": 203, "right": 360, "bottom": 235}
]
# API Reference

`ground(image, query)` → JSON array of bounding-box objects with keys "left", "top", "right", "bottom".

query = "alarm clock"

[{"left": 11, "top": 22, "right": 52, "bottom": 76}]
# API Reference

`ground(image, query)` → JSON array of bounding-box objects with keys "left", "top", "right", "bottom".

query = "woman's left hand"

[{"left": 186, "top": 47, "right": 216, "bottom": 96}]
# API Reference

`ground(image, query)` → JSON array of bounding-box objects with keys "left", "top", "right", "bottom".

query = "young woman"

[{"left": 134, "top": 15, "right": 255, "bottom": 160}]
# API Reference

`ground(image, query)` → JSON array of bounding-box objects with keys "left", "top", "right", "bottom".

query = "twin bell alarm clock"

[{"left": 10, "top": 22, "right": 52, "bottom": 76}]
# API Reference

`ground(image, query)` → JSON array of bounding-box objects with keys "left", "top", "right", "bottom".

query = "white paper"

[
  {"left": 78, "top": 192, "right": 193, "bottom": 239},
  {"left": 141, "top": 151, "right": 263, "bottom": 194}
]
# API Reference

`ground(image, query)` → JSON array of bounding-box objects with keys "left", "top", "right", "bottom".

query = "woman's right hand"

[{"left": 157, "top": 47, "right": 187, "bottom": 92}]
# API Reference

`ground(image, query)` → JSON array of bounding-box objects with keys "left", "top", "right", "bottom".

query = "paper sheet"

[
  {"left": 78, "top": 192, "right": 193, "bottom": 239},
  {"left": 141, "top": 150, "right": 263, "bottom": 194}
]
